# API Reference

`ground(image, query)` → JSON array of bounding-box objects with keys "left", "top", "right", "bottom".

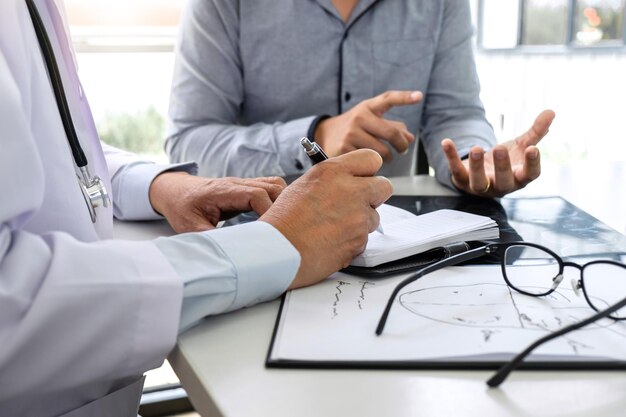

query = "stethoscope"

[{"left": 26, "top": 0, "right": 110, "bottom": 223}]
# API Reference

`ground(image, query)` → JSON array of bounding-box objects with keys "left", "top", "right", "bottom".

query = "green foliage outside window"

[
  {"left": 522, "top": 1, "right": 569, "bottom": 45},
  {"left": 97, "top": 106, "right": 165, "bottom": 155}
]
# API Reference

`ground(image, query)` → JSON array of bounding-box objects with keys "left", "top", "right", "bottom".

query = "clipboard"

[
  {"left": 266, "top": 196, "right": 626, "bottom": 370},
  {"left": 267, "top": 267, "right": 626, "bottom": 371}
]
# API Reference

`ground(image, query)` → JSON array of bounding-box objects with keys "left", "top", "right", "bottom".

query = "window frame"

[
  {"left": 65, "top": 0, "right": 184, "bottom": 53},
  {"left": 477, "top": 0, "right": 626, "bottom": 53}
]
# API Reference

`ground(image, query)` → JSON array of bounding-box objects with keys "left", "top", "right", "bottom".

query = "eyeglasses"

[{"left": 375, "top": 241, "right": 626, "bottom": 387}]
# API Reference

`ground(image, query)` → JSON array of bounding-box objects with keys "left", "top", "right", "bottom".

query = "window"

[
  {"left": 64, "top": 0, "right": 187, "bottom": 159},
  {"left": 480, "top": 0, "right": 520, "bottom": 49},
  {"left": 479, "top": 0, "right": 626, "bottom": 51},
  {"left": 65, "top": 0, "right": 183, "bottom": 53},
  {"left": 522, "top": 0, "right": 569, "bottom": 45},
  {"left": 574, "top": 0, "right": 625, "bottom": 45}
]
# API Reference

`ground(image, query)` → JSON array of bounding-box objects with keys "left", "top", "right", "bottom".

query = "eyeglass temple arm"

[
  {"left": 487, "top": 295, "right": 626, "bottom": 388},
  {"left": 375, "top": 245, "right": 493, "bottom": 336}
]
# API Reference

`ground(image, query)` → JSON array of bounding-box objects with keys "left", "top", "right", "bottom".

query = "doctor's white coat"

[{"left": 0, "top": 0, "right": 183, "bottom": 415}]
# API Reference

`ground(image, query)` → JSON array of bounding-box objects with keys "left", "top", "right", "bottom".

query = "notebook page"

[{"left": 353, "top": 208, "right": 498, "bottom": 266}]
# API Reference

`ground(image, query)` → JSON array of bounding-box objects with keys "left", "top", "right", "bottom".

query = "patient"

[{"left": 166, "top": 0, "right": 554, "bottom": 198}]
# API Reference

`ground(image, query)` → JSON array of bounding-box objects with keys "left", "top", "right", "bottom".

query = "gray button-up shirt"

[{"left": 167, "top": 0, "right": 496, "bottom": 187}]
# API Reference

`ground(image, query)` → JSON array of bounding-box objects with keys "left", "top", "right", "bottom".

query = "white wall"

[
  {"left": 468, "top": 0, "right": 626, "bottom": 165},
  {"left": 473, "top": 51, "right": 626, "bottom": 232},
  {"left": 476, "top": 52, "right": 626, "bottom": 164}
]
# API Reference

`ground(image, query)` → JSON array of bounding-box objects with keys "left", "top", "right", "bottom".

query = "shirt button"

[
  {"left": 344, "top": 92, "right": 352, "bottom": 102},
  {"left": 295, "top": 159, "right": 304, "bottom": 170}
]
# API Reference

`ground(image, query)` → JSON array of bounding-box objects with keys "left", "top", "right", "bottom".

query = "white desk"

[
  {"left": 115, "top": 174, "right": 626, "bottom": 417},
  {"left": 171, "top": 303, "right": 626, "bottom": 417},
  {"left": 509, "top": 160, "right": 626, "bottom": 234},
  {"left": 165, "top": 174, "right": 626, "bottom": 417}
]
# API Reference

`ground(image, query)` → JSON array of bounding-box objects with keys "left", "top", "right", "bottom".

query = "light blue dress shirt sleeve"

[
  {"left": 110, "top": 161, "right": 197, "bottom": 221},
  {"left": 153, "top": 221, "right": 301, "bottom": 333}
]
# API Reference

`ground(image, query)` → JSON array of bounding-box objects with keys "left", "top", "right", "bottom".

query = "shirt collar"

[{"left": 312, "top": 0, "right": 381, "bottom": 26}]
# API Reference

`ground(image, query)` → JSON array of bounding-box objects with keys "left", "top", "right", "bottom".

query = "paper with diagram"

[{"left": 268, "top": 266, "right": 626, "bottom": 366}]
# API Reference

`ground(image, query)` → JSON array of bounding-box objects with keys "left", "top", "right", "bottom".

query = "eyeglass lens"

[
  {"left": 582, "top": 262, "right": 626, "bottom": 320},
  {"left": 503, "top": 245, "right": 561, "bottom": 296},
  {"left": 503, "top": 244, "right": 626, "bottom": 320}
]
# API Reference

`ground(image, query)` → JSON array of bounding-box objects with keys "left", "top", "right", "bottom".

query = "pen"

[
  {"left": 299, "top": 137, "right": 384, "bottom": 234},
  {"left": 300, "top": 137, "right": 328, "bottom": 164}
]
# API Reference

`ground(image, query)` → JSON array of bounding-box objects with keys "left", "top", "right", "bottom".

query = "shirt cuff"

[
  {"left": 153, "top": 221, "right": 301, "bottom": 333},
  {"left": 211, "top": 222, "right": 300, "bottom": 310},
  {"left": 274, "top": 115, "right": 317, "bottom": 175},
  {"left": 111, "top": 161, "right": 197, "bottom": 221},
  {"left": 307, "top": 115, "right": 331, "bottom": 142}
]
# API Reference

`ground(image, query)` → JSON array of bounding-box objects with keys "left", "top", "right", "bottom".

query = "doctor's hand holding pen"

[{"left": 261, "top": 149, "right": 392, "bottom": 289}]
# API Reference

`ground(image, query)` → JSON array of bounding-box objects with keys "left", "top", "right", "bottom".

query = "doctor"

[{"left": 0, "top": 1, "right": 392, "bottom": 416}]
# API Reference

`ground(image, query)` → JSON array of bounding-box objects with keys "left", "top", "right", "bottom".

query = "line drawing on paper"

[
  {"left": 481, "top": 329, "right": 500, "bottom": 342},
  {"left": 397, "top": 283, "right": 626, "bottom": 354}
]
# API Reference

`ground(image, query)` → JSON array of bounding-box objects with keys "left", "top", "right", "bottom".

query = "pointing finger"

[{"left": 367, "top": 90, "right": 423, "bottom": 116}]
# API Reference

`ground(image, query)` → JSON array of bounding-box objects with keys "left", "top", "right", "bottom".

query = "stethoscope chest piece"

[{"left": 77, "top": 166, "right": 110, "bottom": 223}]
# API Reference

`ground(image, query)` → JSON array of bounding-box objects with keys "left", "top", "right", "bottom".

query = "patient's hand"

[
  {"left": 442, "top": 109, "right": 555, "bottom": 197},
  {"left": 315, "top": 90, "right": 421, "bottom": 161}
]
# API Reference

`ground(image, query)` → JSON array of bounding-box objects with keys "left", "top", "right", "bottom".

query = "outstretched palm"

[{"left": 442, "top": 110, "right": 555, "bottom": 197}]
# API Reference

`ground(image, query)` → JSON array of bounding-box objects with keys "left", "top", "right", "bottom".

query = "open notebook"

[{"left": 351, "top": 205, "right": 499, "bottom": 267}]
